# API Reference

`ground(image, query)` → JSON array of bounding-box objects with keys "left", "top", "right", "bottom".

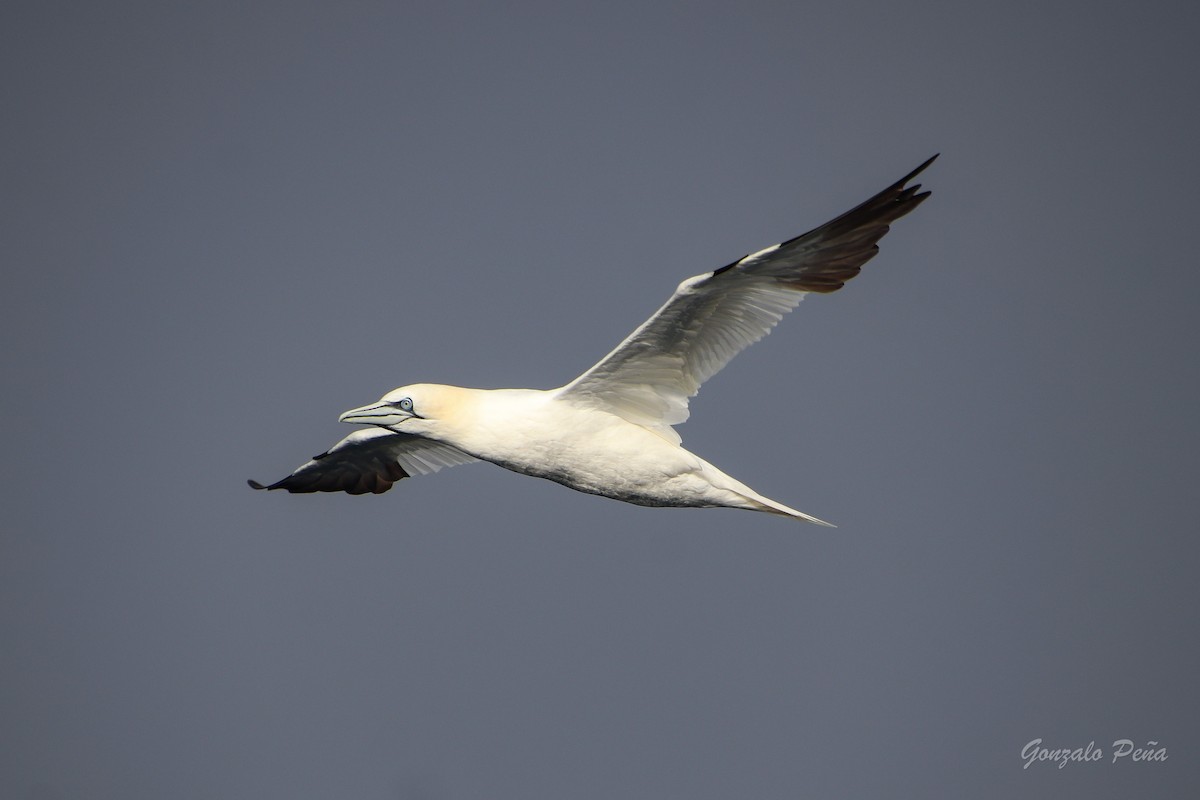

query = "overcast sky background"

[{"left": 3, "top": 2, "right": 1198, "bottom": 798}]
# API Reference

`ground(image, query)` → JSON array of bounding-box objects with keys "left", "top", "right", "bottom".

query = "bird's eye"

[{"left": 396, "top": 397, "right": 414, "bottom": 412}]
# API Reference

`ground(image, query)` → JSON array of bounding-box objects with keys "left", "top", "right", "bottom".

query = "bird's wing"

[
  {"left": 248, "top": 427, "right": 478, "bottom": 495},
  {"left": 556, "top": 156, "right": 935, "bottom": 437}
]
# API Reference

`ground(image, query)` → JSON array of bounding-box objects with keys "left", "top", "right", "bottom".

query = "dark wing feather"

[
  {"left": 249, "top": 427, "right": 478, "bottom": 495},
  {"left": 712, "top": 153, "right": 937, "bottom": 291}
]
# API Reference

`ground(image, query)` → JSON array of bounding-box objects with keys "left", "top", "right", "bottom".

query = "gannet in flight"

[{"left": 251, "top": 156, "right": 935, "bottom": 524}]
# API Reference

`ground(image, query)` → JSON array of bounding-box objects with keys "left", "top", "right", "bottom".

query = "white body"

[{"left": 428, "top": 388, "right": 820, "bottom": 519}]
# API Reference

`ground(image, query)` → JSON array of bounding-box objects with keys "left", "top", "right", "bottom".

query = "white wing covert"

[
  {"left": 249, "top": 427, "right": 478, "bottom": 495},
  {"left": 557, "top": 156, "right": 936, "bottom": 439}
]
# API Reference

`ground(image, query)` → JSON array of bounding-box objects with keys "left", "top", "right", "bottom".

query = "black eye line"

[{"left": 388, "top": 398, "right": 420, "bottom": 417}]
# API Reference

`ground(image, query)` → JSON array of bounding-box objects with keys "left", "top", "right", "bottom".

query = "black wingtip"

[
  {"left": 248, "top": 479, "right": 267, "bottom": 490},
  {"left": 897, "top": 154, "right": 939, "bottom": 187}
]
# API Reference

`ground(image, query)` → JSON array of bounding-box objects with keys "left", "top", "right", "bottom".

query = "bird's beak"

[{"left": 339, "top": 402, "right": 413, "bottom": 427}]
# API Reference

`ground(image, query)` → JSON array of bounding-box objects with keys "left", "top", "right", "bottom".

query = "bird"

[{"left": 250, "top": 155, "right": 936, "bottom": 524}]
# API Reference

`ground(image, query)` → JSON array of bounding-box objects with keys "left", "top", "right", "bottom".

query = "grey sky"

[{"left": 3, "top": 2, "right": 1198, "bottom": 798}]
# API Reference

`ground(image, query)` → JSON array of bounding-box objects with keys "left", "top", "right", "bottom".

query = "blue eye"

[{"left": 398, "top": 398, "right": 413, "bottom": 412}]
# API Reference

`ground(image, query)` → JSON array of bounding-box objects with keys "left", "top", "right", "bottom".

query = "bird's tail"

[
  {"left": 745, "top": 494, "right": 836, "bottom": 527},
  {"left": 699, "top": 459, "right": 836, "bottom": 526}
]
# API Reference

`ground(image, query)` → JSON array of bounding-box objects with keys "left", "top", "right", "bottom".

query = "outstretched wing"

[
  {"left": 556, "top": 155, "right": 935, "bottom": 439},
  {"left": 249, "top": 427, "right": 478, "bottom": 495}
]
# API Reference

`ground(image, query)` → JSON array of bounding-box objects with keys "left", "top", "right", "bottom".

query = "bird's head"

[{"left": 339, "top": 383, "right": 467, "bottom": 436}]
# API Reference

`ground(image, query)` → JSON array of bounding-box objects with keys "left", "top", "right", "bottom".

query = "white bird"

[{"left": 251, "top": 156, "right": 935, "bottom": 524}]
